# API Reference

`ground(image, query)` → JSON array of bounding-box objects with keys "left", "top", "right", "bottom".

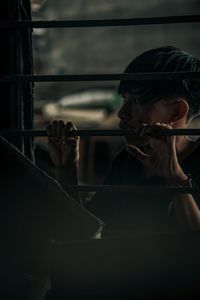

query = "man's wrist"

[
  {"left": 55, "top": 165, "right": 78, "bottom": 181},
  {"left": 166, "top": 174, "right": 192, "bottom": 186},
  {"left": 167, "top": 175, "right": 193, "bottom": 187},
  {"left": 55, "top": 169, "right": 79, "bottom": 189}
]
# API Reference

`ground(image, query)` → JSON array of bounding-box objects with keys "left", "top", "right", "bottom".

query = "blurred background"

[{"left": 31, "top": 0, "right": 200, "bottom": 185}]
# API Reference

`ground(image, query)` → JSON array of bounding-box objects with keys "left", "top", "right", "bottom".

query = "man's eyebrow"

[{"left": 121, "top": 94, "right": 139, "bottom": 104}]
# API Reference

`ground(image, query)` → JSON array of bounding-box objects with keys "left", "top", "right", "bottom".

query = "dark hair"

[{"left": 118, "top": 46, "right": 200, "bottom": 120}]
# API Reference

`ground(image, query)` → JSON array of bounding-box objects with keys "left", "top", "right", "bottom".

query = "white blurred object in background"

[{"left": 31, "top": 0, "right": 47, "bottom": 12}]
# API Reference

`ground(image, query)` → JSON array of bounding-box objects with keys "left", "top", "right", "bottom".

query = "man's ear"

[{"left": 169, "top": 99, "right": 189, "bottom": 125}]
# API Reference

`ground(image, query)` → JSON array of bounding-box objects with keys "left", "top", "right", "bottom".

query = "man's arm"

[
  {"left": 174, "top": 193, "right": 200, "bottom": 231},
  {"left": 126, "top": 123, "right": 200, "bottom": 232},
  {"left": 167, "top": 176, "right": 200, "bottom": 231},
  {"left": 47, "top": 120, "right": 81, "bottom": 204},
  {"left": 55, "top": 165, "right": 81, "bottom": 204}
]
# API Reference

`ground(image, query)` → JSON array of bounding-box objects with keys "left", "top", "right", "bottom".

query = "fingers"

[
  {"left": 46, "top": 120, "right": 63, "bottom": 138},
  {"left": 57, "top": 120, "right": 64, "bottom": 139},
  {"left": 126, "top": 144, "right": 148, "bottom": 164},
  {"left": 46, "top": 120, "right": 78, "bottom": 143},
  {"left": 52, "top": 120, "right": 58, "bottom": 137},
  {"left": 46, "top": 124, "right": 52, "bottom": 137},
  {"left": 62, "top": 121, "right": 79, "bottom": 145},
  {"left": 136, "top": 123, "right": 173, "bottom": 139}
]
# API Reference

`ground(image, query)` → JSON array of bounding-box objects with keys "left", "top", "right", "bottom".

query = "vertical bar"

[
  {"left": 0, "top": 2, "right": 12, "bottom": 132},
  {"left": 20, "top": 0, "right": 34, "bottom": 160},
  {"left": 8, "top": 0, "right": 23, "bottom": 151},
  {"left": 0, "top": 0, "right": 24, "bottom": 152},
  {"left": 0, "top": 0, "right": 24, "bottom": 151},
  {"left": 0, "top": 0, "right": 34, "bottom": 158}
]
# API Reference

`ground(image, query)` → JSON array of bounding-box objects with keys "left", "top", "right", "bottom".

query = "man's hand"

[
  {"left": 46, "top": 120, "right": 79, "bottom": 169},
  {"left": 125, "top": 122, "right": 188, "bottom": 182}
]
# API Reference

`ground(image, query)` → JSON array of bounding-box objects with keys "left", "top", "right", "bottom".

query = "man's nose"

[{"left": 117, "top": 104, "right": 131, "bottom": 121}]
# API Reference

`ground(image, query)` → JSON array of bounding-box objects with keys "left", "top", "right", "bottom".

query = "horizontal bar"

[
  {"left": 0, "top": 72, "right": 200, "bottom": 82},
  {"left": 0, "top": 15, "right": 200, "bottom": 29},
  {"left": 65, "top": 185, "right": 200, "bottom": 193},
  {"left": 1, "top": 129, "right": 200, "bottom": 137}
]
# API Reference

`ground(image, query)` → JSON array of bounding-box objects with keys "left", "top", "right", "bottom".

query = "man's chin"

[{"left": 125, "top": 136, "right": 142, "bottom": 146}]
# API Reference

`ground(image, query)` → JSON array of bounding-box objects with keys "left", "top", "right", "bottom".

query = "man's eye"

[
  {"left": 120, "top": 96, "right": 127, "bottom": 102},
  {"left": 124, "top": 98, "right": 128, "bottom": 103}
]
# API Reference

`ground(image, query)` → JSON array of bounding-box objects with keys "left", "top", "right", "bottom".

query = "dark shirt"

[{"left": 86, "top": 143, "right": 200, "bottom": 236}]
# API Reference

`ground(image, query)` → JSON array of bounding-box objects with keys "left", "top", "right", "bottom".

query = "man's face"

[{"left": 118, "top": 92, "right": 171, "bottom": 146}]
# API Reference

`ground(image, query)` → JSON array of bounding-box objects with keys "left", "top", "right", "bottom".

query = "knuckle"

[
  {"left": 58, "top": 120, "right": 64, "bottom": 125},
  {"left": 64, "top": 126, "right": 70, "bottom": 133}
]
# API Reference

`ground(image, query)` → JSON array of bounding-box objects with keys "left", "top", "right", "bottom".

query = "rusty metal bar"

[
  {"left": 0, "top": 72, "right": 199, "bottom": 82},
  {"left": 0, "top": 128, "right": 200, "bottom": 137},
  {"left": 64, "top": 185, "right": 200, "bottom": 193},
  {"left": 0, "top": 15, "right": 199, "bottom": 29}
]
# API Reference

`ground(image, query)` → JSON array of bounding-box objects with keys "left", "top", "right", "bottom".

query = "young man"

[{"left": 47, "top": 46, "right": 200, "bottom": 236}]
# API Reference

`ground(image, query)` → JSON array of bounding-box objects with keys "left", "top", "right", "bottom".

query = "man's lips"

[{"left": 118, "top": 122, "right": 133, "bottom": 130}]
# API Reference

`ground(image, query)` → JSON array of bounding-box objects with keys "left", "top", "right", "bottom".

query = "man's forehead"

[
  {"left": 121, "top": 91, "right": 140, "bottom": 103},
  {"left": 121, "top": 92, "right": 171, "bottom": 106}
]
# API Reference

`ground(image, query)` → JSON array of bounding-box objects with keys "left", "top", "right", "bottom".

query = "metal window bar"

[
  {"left": 1, "top": 127, "right": 200, "bottom": 192},
  {"left": 65, "top": 185, "right": 200, "bottom": 193},
  {"left": 1, "top": 128, "right": 200, "bottom": 137},
  {"left": 0, "top": 15, "right": 200, "bottom": 28},
  {"left": 0, "top": 72, "right": 200, "bottom": 82}
]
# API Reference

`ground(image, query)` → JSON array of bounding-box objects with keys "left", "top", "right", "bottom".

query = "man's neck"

[
  {"left": 176, "top": 135, "right": 200, "bottom": 162},
  {"left": 176, "top": 135, "right": 189, "bottom": 159}
]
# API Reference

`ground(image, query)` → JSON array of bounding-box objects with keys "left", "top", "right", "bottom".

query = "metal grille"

[{"left": 1, "top": 13, "right": 200, "bottom": 193}]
